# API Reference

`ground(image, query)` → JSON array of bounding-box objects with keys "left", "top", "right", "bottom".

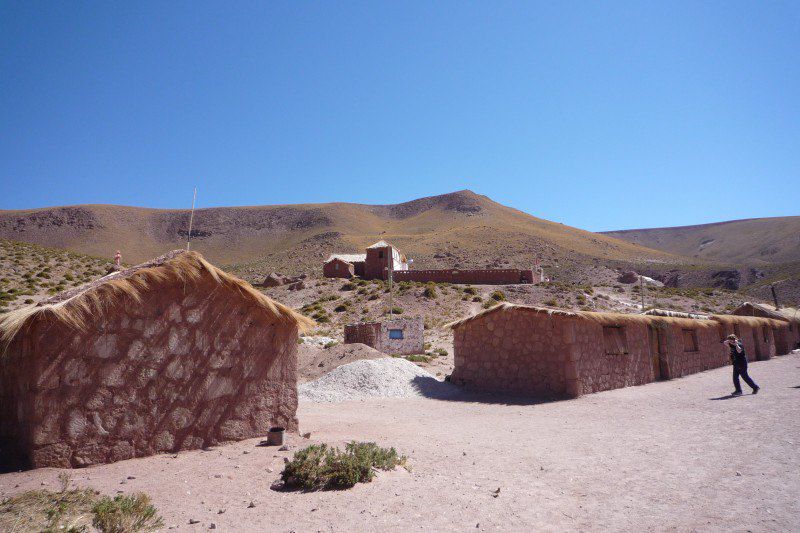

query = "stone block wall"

[
  {"left": 567, "top": 321, "right": 654, "bottom": 397},
  {"left": 452, "top": 312, "right": 571, "bottom": 397},
  {"left": 0, "top": 276, "right": 299, "bottom": 469},
  {"left": 655, "top": 323, "right": 727, "bottom": 380}
]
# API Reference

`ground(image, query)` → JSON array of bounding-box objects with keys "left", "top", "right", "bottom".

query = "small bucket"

[{"left": 266, "top": 427, "right": 285, "bottom": 446}]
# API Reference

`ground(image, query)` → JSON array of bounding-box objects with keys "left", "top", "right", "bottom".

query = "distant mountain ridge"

[{"left": 603, "top": 216, "right": 800, "bottom": 265}]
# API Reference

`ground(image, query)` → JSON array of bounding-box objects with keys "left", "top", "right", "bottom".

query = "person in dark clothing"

[{"left": 723, "top": 334, "right": 760, "bottom": 396}]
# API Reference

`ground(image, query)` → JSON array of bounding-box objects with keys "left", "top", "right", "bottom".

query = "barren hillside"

[
  {"left": 603, "top": 216, "right": 800, "bottom": 265},
  {"left": 0, "top": 191, "right": 680, "bottom": 274}
]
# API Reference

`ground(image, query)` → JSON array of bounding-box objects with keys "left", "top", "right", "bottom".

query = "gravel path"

[{"left": 299, "top": 358, "right": 458, "bottom": 402}]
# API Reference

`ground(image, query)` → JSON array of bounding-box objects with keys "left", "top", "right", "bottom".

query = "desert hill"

[
  {"left": 0, "top": 191, "right": 680, "bottom": 277},
  {"left": 603, "top": 216, "right": 800, "bottom": 265}
]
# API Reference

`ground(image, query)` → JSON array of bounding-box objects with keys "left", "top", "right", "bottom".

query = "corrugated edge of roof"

[
  {"left": 324, "top": 254, "right": 367, "bottom": 263},
  {"left": 734, "top": 302, "right": 800, "bottom": 322},
  {"left": 1, "top": 250, "right": 314, "bottom": 351},
  {"left": 367, "top": 240, "right": 390, "bottom": 248}
]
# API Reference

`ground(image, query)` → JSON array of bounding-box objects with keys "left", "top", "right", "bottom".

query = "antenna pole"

[{"left": 187, "top": 186, "right": 197, "bottom": 251}]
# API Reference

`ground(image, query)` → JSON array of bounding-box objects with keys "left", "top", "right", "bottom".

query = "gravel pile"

[{"left": 299, "top": 358, "right": 458, "bottom": 403}]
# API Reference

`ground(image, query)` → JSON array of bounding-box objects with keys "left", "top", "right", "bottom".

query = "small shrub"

[
  {"left": 543, "top": 298, "right": 558, "bottom": 307},
  {"left": 423, "top": 285, "right": 437, "bottom": 299},
  {"left": 334, "top": 304, "right": 349, "bottom": 312},
  {"left": 340, "top": 282, "right": 356, "bottom": 291},
  {"left": 463, "top": 286, "right": 477, "bottom": 295},
  {"left": 385, "top": 307, "right": 404, "bottom": 315},
  {"left": 323, "top": 341, "right": 338, "bottom": 349},
  {"left": 482, "top": 299, "right": 499, "bottom": 309},
  {"left": 405, "top": 354, "right": 431, "bottom": 363},
  {"left": 472, "top": 296, "right": 482, "bottom": 302},
  {"left": 92, "top": 493, "right": 163, "bottom": 532},
  {"left": 433, "top": 348, "right": 448, "bottom": 357},
  {"left": 368, "top": 294, "right": 379, "bottom": 301},
  {"left": 280, "top": 442, "right": 406, "bottom": 491},
  {"left": 490, "top": 290, "right": 505, "bottom": 301}
]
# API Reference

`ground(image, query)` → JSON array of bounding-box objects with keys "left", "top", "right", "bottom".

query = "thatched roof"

[
  {"left": 0, "top": 250, "right": 313, "bottom": 348},
  {"left": 732, "top": 302, "right": 800, "bottom": 323},
  {"left": 447, "top": 303, "right": 719, "bottom": 330},
  {"left": 710, "top": 314, "right": 787, "bottom": 329}
]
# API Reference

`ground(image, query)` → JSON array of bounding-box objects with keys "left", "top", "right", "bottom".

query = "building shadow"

[{"left": 409, "top": 376, "right": 558, "bottom": 406}]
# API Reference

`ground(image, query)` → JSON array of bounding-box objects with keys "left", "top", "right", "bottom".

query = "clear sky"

[{"left": 1, "top": 1, "right": 798, "bottom": 231}]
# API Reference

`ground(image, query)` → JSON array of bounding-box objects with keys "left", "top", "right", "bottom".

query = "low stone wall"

[
  {"left": 394, "top": 268, "right": 534, "bottom": 285},
  {"left": 0, "top": 276, "right": 299, "bottom": 469},
  {"left": 344, "top": 318, "right": 424, "bottom": 355}
]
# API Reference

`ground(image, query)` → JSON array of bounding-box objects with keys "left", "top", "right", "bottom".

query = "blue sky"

[{"left": 1, "top": 1, "right": 798, "bottom": 231}]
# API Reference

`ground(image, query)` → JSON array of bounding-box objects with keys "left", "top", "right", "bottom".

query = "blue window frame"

[{"left": 388, "top": 329, "right": 404, "bottom": 340}]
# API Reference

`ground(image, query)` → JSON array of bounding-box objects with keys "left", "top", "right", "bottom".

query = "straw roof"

[
  {"left": 732, "top": 302, "right": 800, "bottom": 323},
  {"left": 0, "top": 250, "right": 313, "bottom": 349},
  {"left": 447, "top": 303, "right": 718, "bottom": 330}
]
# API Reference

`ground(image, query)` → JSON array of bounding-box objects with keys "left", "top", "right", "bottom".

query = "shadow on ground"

[{"left": 410, "top": 375, "right": 559, "bottom": 406}]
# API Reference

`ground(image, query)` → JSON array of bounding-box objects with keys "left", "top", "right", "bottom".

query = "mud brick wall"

[
  {"left": 394, "top": 269, "right": 534, "bottom": 285},
  {"left": 713, "top": 318, "right": 777, "bottom": 362},
  {"left": 567, "top": 321, "right": 654, "bottom": 397},
  {"left": 452, "top": 312, "right": 571, "bottom": 397},
  {"left": 344, "top": 318, "right": 424, "bottom": 355},
  {"left": 0, "top": 276, "right": 299, "bottom": 469}
]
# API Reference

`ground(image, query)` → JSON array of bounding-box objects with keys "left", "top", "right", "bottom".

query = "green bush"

[
  {"left": 334, "top": 304, "right": 349, "bottom": 312},
  {"left": 490, "top": 290, "right": 505, "bottom": 301},
  {"left": 472, "top": 296, "right": 482, "bottom": 302},
  {"left": 385, "top": 307, "right": 404, "bottom": 315},
  {"left": 405, "top": 354, "right": 431, "bottom": 363},
  {"left": 463, "top": 286, "right": 477, "bottom": 295},
  {"left": 543, "top": 298, "right": 558, "bottom": 307},
  {"left": 482, "top": 299, "right": 499, "bottom": 309},
  {"left": 340, "top": 282, "right": 356, "bottom": 291},
  {"left": 281, "top": 442, "right": 406, "bottom": 491},
  {"left": 92, "top": 493, "right": 163, "bottom": 532}
]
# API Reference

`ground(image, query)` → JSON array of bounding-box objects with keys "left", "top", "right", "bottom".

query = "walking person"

[{"left": 723, "top": 334, "right": 760, "bottom": 396}]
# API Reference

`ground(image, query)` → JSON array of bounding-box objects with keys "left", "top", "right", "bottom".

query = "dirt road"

[{"left": 2, "top": 354, "right": 799, "bottom": 532}]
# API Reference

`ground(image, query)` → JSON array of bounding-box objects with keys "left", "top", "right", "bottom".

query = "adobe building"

[
  {"left": 731, "top": 302, "right": 800, "bottom": 352},
  {"left": 448, "top": 304, "right": 790, "bottom": 400},
  {"left": 324, "top": 240, "right": 535, "bottom": 285},
  {"left": 344, "top": 317, "right": 424, "bottom": 355},
  {"left": 0, "top": 250, "right": 312, "bottom": 469}
]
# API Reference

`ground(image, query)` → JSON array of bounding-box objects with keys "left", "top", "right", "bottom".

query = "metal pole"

[
  {"left": 640, "top": 272, "right": 645, "bottom": 311},
  {"left": 186, "top": 186, "right": 197, "bottom": 251}
]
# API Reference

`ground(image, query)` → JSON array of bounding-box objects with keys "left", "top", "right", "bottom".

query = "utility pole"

[
  {"left": 640, "top": 272, "right": 645, "bottom": 311},
  {"left": 186, "top": 186, "right": 197, "bottom": 251},
  {"left": 386, "top": 251, "right": 394, "bottom": 316}
]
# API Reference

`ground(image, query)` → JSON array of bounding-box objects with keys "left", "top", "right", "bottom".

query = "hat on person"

[{"left": 726, "top": 334, "right": 738, "bottom": 341}]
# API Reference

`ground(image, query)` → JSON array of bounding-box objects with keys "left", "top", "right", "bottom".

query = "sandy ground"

[{"left": 2, "top": 354, "right": 799, "bottom": 532}]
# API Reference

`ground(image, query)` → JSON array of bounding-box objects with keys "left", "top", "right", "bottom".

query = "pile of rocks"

[{"left": 262, "top": 272, "right": 306, "bottom": 290}]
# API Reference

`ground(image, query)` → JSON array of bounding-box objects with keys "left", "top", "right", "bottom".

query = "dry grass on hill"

[{"left": 0, "top": 239, "right": 113, "bottom": 313}]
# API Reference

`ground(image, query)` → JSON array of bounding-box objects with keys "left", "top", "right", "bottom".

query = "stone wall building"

[
  {"left": 0, "top": 250, "right": 312, "bottom": 469},
  {"left": 448, "top": 304, "right": 790, "bottom": 399},
  {"left": 324, "top": 240, "right": 535, "bottom": 285},
  {"left": 344, "top": 317, "right": 424, "bottom": 355}
]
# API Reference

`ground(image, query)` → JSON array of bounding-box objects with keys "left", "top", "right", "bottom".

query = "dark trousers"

[{"left": 733, "top": 360, "right": 758, "bottom": 392}]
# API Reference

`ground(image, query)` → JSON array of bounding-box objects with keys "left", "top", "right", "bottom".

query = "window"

[
  {"left": 682, "top": 329, "right": 698, "bottom": 352},
  {"left": 603, "top": 326, "right": 628, "bottom": 355},
  {"left": 762, "top": 326, "right": 769, "bottom": 343},
  {"left": 389, "top": 329, "right": 404, "bottom": 340},
  {"left": 334, "top": 263, "right": 339, "bottom": 270}
]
